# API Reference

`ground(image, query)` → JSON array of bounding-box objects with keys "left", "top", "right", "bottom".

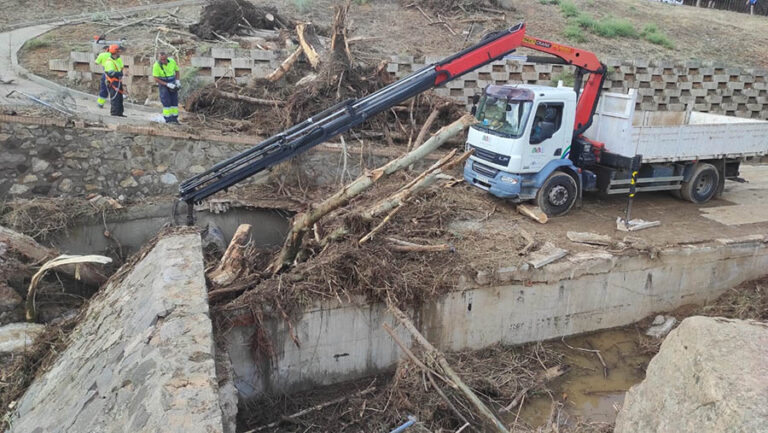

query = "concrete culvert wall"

[{"left": 5, "top": 232, "right": 235, "bottom": 433}]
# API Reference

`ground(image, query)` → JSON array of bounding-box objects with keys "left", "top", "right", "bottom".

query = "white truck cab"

[{"left": 464, "top": 84, "right": 581, "bottom": 212}]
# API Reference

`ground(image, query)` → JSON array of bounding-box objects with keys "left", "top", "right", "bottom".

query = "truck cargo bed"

[{"left": 585, "top": 90, "right": 768, "bottom": 163}]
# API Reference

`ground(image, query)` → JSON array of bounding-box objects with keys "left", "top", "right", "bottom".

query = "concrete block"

[
  {"left": 713, "top": 74, "right": 729, "bottom": 82},
  {"left": 250, "top": 49, "right": 277, "bottom": 61},
  {"left": 211, "top": 47, "right": 235, "bottom": 59},
  {"left": 48, "top": 59, "right": 70, "bottom": 72},
  {"left": 678, "top": 81, "right": 693, "bottom": 90},
  {"left": 633, "top": 58, "right": 650, "bottom": 68},
  {"left": 191, "top": 56, "right": 215, "bottom": 68},
  {"left": 693, "top": 103, "right": 710, "bottom": 111},
  {"left": 534, "top": 64, "right": 553, "bottom": 73},
  {"left": 386, "top": 62, "right": 398, "bottom": 73},
  {"left": 521, "top": 72, "right": 538, "bottom": 81},
  {"left": 727, "top": 81, "right": 745, "bottom": 90},
  {"left": 69, "top": 51, "right": 92, "bottom": 63},
  {"left": 211, "top": 67, "right": 230, "bottom": 77},
  {"left": 232, "top": 58, "right": 253, "bottom": 69},
  {"left": 491, "top": 72, "right": 507, "bottom": 81},
  {"left": 635, "top": 74, "right": 652, "bottom": 82},
  {"left": 702, "top": 82, "right": 718, "bottom": 90},
  {"left": 640, "top": 102, "right": 657, "bottom": 111},
  {"left": 705, "top": 95, "right": 722, "bottom": 104},
  {"left": 685, "top": 60, "right": 702, "bottom": 68},
  {"left": 667, "top": 103, "right": 685, "bottom": 111}
]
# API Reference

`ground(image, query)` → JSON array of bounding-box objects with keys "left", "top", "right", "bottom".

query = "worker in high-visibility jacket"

[
  {"left": 94, "top": 45, "right": 111, "bottom": 108},
  {"left": 152, "top": 52, "right": 181, "bottom": 124},
  {"left": 103, "top": 44, "right": 126, "bottom": 117}
]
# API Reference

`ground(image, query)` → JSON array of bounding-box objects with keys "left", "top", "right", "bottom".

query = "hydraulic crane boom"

[{"left": 178, "top": 22, "right": 606, "bottom": 218}]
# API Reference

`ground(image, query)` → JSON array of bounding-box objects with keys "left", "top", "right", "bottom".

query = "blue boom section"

[{"left": 178, "top": 24, "right": 527, "bottom": 206}]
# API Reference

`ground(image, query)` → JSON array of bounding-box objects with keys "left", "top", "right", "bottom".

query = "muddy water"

[{"left": 511, "top": 328, "right": 653, "bottom": 428}]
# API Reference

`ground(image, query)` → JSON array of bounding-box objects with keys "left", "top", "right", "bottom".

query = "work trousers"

[
  {"left": 97, "top": 74, "right": 108, "bottom": 106},
  {"left": 108, "top": 80, "right": 124, "bottom": 116},
  {"left": 158, "top": 79, "right": 179, "bottom": 123}
]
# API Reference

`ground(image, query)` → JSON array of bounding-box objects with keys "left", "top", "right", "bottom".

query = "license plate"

[{"left": 475, "top": 175, "right": 490, "bottom": 184}]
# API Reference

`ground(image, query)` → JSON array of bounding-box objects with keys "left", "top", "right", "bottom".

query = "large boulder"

[{"left": 615, "top": 316, "right": 768, "bottom": 433}]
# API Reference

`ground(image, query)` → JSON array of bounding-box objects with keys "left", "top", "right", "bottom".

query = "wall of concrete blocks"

[
  {"left": 48, "top": 46, "right": 285, "bottom": 86},
  {"left": 50, "top": 49, "right": 768, "bottom": 119},
  {"left": 387, "top": 55, "right": 768, "bottom": 119}
]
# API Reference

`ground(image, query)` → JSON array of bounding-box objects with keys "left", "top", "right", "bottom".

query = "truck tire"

[
  {"left": 680, "top": 163, "right": 719, "bottom": 204},
  {"left": 536, "top": 172, "right": 577, "bottom": 217}
]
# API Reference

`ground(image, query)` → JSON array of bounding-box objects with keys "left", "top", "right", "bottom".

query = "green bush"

[
  {"left": 553, "top": 71, "right": 576, "bottom": 87},
  {"left": 24, "top": 38, "right": 50, "bottom": 50},
  {"left": 573, "top": 12, "right": 598, "bottom": 29},
  {"left": 559, "top": 0, "right": 580, "bottom": 17},
  {"left": 641, "top": 23, "right": 674, "bottom": 48},
  {"left": 641, "top": 23, "right": 659, "bottom": 34},
  {"left": 593, "top": 17, "right": 637, "bottom": 38},
  {"left": 539, "top": 0, "right": 560, "bottom": 4},
  {"left": 563, "top": 23, "right": 588, "bottom": 43}
]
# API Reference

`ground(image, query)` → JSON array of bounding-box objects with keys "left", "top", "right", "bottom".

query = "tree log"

[
  {"left": 387, "top": 238, "right": 453, "bottom": 253},
  {"left": 388, "top": 303, "right": 510, "bottom": 433},
  {"left": 263, "top": 47, "right": 303, "bottom": 83},
  {"left": 517, "top": 204, "right": 548, "bottom": 224},
  {"left": 209, "top": 224, "right": 252, "bottom": 287},
  {"left": 214, "top": 90, "right": 284, "bottom": 105},
  {"left": 0, "top": 225, "right": 109, "bottom": 287},
  {"left": 296, "top": 23, "right": 324, "bottom": 69},
  {"left": 270, "top": 114, "right": 476, "bottom": 273}
]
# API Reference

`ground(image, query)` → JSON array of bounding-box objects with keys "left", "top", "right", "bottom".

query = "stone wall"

[
  {"left": 52, "top": 49, "right": 768, "bottom": 119},
  {"left": 0, "top": 115, "right": 432, "bottom": 200},
  {"left": 7, "top": 233, "right": 232, "bottom": 433}
]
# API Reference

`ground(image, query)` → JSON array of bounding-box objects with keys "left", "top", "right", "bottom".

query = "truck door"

[{"left": 526, "top": 102, "right": 566, "bottom": 171}]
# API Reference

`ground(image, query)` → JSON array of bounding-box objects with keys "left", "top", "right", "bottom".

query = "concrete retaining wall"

[
  {"left": 224, "top": 236, "right": 768, "bottom": 398},
  {"left": 0, "top": 115, "right": 417, "bottom": 199},
  {"left": 52, "top": 50, "right": 768, "bottom": 119},
  {"left": 7, "top": 233, "right": 230, "bottom": 433}
]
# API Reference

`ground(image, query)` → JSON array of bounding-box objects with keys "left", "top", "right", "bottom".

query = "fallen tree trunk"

[
  {"left": 208, "top": 224, "right": 252, "bottom": 286},
  {"left": 0, "top": 225, "right": 109, "bottom": 287},
  {"left": 388, "top": 303, "right": 510, "bottom": 433},
  {"left": 270, "top": 114, "right": 476, "bottom": 273},
  {"left": 263, "top": 47, "right": 302, "bottom": 83},
  {"left": 214, "top": 90, "right": 284, "bottom": 105},
  {"left": 296, "top": 23, "right": 324, "bottom": 69}
]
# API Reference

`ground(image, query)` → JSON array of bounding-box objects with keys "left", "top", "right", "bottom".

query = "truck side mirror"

[{"left": 472, "top": 94, "right": 480, "bottom": 105}]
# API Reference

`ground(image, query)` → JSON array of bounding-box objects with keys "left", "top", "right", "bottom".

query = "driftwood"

[
  {"left": 264, "top": 47, "right": 302, "bottom": 83},
  {"left": 26, "top": 254, "right": 112, "bottom": 321},
  {"left": 566, "top": 231, "right": 612, "bottom": 246},
  {"left": 214, "top": 90, "right": 284, "bottom": 105},
  {"left": 518, "top": 227, "right": 535, "bottom": 255},
  {"left": 0, "top": 225, "right": 109, "bottom": 287},
  {"left": 517, "top": 204, "right": 548, "bottom": 224},
  {"left": 387, "top": 238, "right": 453, "bottom": 253},
  {"left": 296, "top": 23, "right": 324, "bottom": 69},
  {"left": 409, "top": 104, "right": 443, "bottom": 152},
  {"left": 208, "top": 224, "right": 252, "bottom": 286},
  {"left": 388, "top": 303, "right": 510, "bottom": 433},
  {"left": 363, "top": 148, "right": 472, "bottom": 221},
  {"left": 270, "top": 114, "right": 476, "bottom": 273}
]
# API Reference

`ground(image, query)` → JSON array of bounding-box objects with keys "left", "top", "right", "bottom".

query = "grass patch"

[
  {"left": 559, "top": 0, "right": 580, "bottom": 17},
  {"left": 592, "top": 17, "right": 638, "bottom": 38},
  {"left": 641, "top": 23, "right": 674, "bottom": 49},
  {"left": 573, "top": 12, "right": 598, "bottom": 29},
  {"left": 539, "top": 0, "right": 560, "bottom": 4},
  {"left": 23, "top": 37, "right": 50, "bottom": 50},
  {"left": 563, "top": 23, "right": 588, "bottom": 43}
]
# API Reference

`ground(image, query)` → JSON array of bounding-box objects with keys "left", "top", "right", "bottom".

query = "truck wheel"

[
  {"left": 536, "top": 172, "right": 577, "bottom": 217},
  {"left": 680, "top": 163, "right": 719, "bottom": 204}
]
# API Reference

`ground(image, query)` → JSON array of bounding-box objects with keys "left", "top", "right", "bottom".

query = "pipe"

[{"left": 389, "top": 416, "right": 417, "bottom": 433}]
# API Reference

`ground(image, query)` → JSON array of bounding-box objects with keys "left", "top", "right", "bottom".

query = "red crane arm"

[{"left": 432, "top": 23, "right": 606, "bottom": 135}]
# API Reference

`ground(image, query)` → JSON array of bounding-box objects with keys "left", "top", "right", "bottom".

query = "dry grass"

[{"left": 0, "top": 198, "right": 116, "bottom": 240}]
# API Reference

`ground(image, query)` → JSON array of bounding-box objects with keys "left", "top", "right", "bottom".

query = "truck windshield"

[{"left": 475, "top": 96, "right": 532, "bottom": 138}]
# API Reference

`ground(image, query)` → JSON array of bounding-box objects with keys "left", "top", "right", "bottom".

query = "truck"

[
  {"left": 179, "top": 22, "right": 768, "bottom": 221},
  {"left": 463, "top": 84, "right": 768, "bottom": 216}
]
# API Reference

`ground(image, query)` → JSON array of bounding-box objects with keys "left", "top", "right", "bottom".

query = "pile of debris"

[
  {"left": 189, "top": 0, "right": 293, "bottom": 40},
  {"left": 186, "top": 3, "right": 463, "bottom": 138}
]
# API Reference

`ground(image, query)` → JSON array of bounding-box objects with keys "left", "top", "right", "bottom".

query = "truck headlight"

[
  {"left": 500, "top": 176, "right": 519, "bottom": 184},
  {"left": 465, "top": 142, "right": 472, "bottom": 153}
]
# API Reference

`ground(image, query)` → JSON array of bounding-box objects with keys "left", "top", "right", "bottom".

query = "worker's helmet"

[{"left": 108, "top": 44, "right": 120, "bottom": 54}]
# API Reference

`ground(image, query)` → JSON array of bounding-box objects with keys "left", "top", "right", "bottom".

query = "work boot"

[{"left": 97, "top": 103, "right": 104, "bottom": 109}]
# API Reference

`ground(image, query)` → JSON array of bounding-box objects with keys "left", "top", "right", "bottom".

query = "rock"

[
  {"left": 119, "top": 177, "right": 138, "bottom": 188},
  {"left": 156, "top": 165, "right": 168, "bottom": 173},
  {"left": 645, "top": 315, "right": 676, "bottom": 338},
  {"left": 131, "top": 168, "right": 145, "bottom": 177},
  {"left": 58, "top": 178, "right": 73, "bottom": 193},
  {"left": 160, "top": 173, "right": 178, "bottom": 185},
  {"left": 189, "top": 165, "right": 206, "bottom": 174},
  {"left": 0, "top": 323, "right": 46, "bottom": 354},
  {"left": 527, "top": 242, "right": 568, "bottom": 269},
  {"left": 0, "top": 284, "right": 22, "bottom": 312},
  {"left": 615, "top": 316, "right": 768, "bottom": 433},
  {"left": 21, "top": 174, "right": 37, "bottom": 184},
  {"left": 202, "top": 221, "right": 227, "bottom": 253},
  {"left": 8, "top": 184, "right": 29, "bottom": 195},
  {"left": 31, "top": 157, "right": 49, "bottom": 173}
]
